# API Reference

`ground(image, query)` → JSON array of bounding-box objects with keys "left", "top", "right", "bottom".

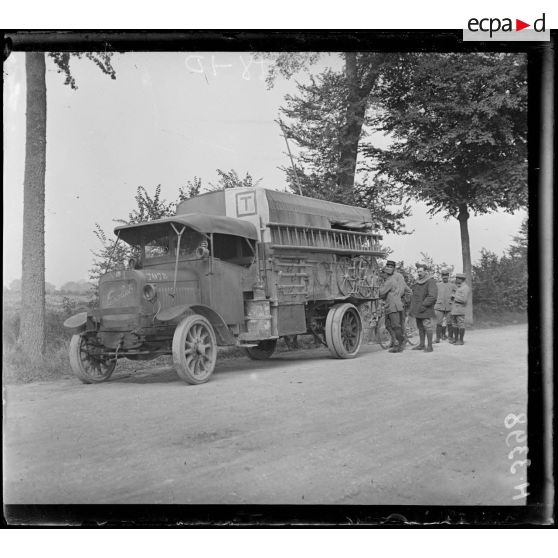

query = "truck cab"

[{"left": 65, "top": 188, "right": 385, "bottom": 385}]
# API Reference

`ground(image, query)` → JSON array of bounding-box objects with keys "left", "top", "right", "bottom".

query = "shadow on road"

[{"left": 106, "top": 345, "right": 357, "bottom": 385}]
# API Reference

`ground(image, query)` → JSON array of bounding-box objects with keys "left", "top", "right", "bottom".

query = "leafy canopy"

[
  {"left": 278, "top": 57, "right": 411, "bottom": 233},
  {"left": 366, "top": 52, "right": 527, "bottom": 218}
]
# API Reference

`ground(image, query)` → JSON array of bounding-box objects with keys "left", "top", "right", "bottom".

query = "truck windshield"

[
  {"left": 174, "top": 229, "right": 205, "bottom": 259},
  {"left": 144, "top": 233, "right": 171, "bottom": 259},
  {"left": 141, "top": 227, "right": 205, "bottom": 261}
]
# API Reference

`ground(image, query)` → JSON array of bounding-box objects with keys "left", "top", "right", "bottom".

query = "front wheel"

[
  {"left": 325, "top": 303, "right": 363, "bottom": 359},
  {"left": 172, "top": 314, "right": 217, "bottom": 384},
  {"left": 69, "top": 333, "right": 116, "bottom": 384},
  {"left": 245, "top": 339, "right": 277, "bottom": 360}
]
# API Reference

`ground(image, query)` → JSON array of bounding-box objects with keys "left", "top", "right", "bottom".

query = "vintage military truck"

[{"left": 64, "top": 187, "right": 385, "bottom": 384}]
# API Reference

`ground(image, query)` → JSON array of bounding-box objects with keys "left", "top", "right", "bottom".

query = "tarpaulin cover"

[
  {"left": 114, "top": 213, "right": 259, "bottom": 244},
  {"left": 264, "top": 189, "right": 373, "bottom": 230}
]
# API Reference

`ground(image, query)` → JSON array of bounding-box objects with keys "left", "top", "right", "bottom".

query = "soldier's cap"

[
  {"left": 455, "top": 273, "right": 466, "bottom": 280},
  {"left": 385, "top": 260, "right": 396, "bottom": 267},
  {"left": 415, "top": 262, "right": 429, "bottom": 270},
  {"left": 441, "top": 269, "right": 450, "bottom": 276}
]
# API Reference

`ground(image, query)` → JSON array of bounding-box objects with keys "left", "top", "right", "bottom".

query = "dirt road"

[{"left": 3, "top": 324, "right": 527, "bottom": 505}]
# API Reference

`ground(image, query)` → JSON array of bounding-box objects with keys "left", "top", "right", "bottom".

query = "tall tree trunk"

[
  {"left": 21, "top": 52, "right": 47, "bottom": 363},
  {"left": 337, "top": 53, "right": 368, "bottom": 194},
  {"left": 457, "top": 203, "right": 474, "bottom": 325}
]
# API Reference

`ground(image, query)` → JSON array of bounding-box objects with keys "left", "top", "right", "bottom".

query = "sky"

[{"left": 3, "top": 51, "right": 526, "bottom": 289}]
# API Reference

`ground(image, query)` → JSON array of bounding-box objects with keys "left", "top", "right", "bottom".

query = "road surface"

[{"left": 3, "top": 324, "right": 528, "bottom": 505}]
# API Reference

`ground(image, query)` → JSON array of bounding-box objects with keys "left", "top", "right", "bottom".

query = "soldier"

[
  {"left": 409, "top": 263, "right": 438, "bottom": 353},
  {"left": 434, "top": 269, "right": 455, "bottom": 342},
  {"left": 449, "top": 273, "right": 470, "bottom": 345},
  {"left": 379, "top": 260, "right": 409, "bottom": 353}
]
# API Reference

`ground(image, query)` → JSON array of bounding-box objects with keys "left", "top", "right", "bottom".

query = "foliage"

[
  {"left": 59, "top": 280, "right": 92, "bottom": 294},
  {"left": 390, "top": 220, "right": 527, "bottom": 313},
  {"left": 208, "top": 169, "right": 262, "bottom": 190},
  {"left": 88, "top": 223, "right": 137, "bottom": 292},
  {"left": 8, "top": 278, "right": 22, "bottom": 292},
  {"left": 3, "top": 290, "right": 91, "bottom": 353},
  {"left": 49, "top": 52, "right": 116, "bottom": 90},
  {"left": 115, "top": 185, "right": 175, "bottom": 226},
  {"left": 472, "top": 220, "right": 527, "bottom": 313},
  {"left": 276, "top": 55, "right": 411, "bottom": 233},
  {"left": 397, "top": 253, "right": 455, "bottom": 288},
  {"left": 262, "top": 52, "right": 322, "bottom": 88},
  {"left": 180, "top": 176, "right": 203, "bottom": 200},
  {"left": 365, "top": 52, "right": 528, "bottom": 219},
  {"left": 365, "top": 52, "right": 527, "bottom": 323}
]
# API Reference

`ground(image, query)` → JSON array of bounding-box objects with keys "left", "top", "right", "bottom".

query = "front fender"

[
  {"left": 63, "top": 312, "right": 88, "bottom": 334},
  {"left": 155, "top": 304, "right": 236, "bottom": 346}
]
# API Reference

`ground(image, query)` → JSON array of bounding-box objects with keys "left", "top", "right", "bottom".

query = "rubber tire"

[
  {"left": 245, "top": 339, "right": 277, "bottom": 360},
  {"left": 69, "top": 333, "right": 116, "bottom": 384},
  {"left": 172, "top": 314, "right": 217, "bottom": 385},
  {"left": 325, "top": 303, "right": 363, "bottom": 359}
]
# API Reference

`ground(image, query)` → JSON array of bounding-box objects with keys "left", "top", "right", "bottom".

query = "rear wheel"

[
  {"left": 69, "top": 333, "right": 116, "bottom": 384},
  {"left": 325, "top": 303, "right": 363, "bottom": 359},
  {"left": 172, "top": 314, "right": 217, "bottom": 384},
  {"left": 245, "top": 339, "right": 277, "bottom": 360}
]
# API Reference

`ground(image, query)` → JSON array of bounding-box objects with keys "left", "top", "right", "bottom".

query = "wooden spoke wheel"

[
  {"left": 335, "top": 256, "right": 356, "bottom": 295},
  {"left": 354, "top": 256, "right": 377, "bottom": 298},
  {"left": 325, "top": 303, "right": 363, "bottom": 359},
  {"left": 172, "top": 314, "right": 217, "bottom": 384},
  {"left": 245, "top": 339, "right": 277, "bottom": 360},
  {"left": 69, "top": 333, "right": 116, "bottom": 384}
]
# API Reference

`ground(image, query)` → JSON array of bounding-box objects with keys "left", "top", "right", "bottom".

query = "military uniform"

[
  {"left": 434, "top": 271, "right": 456, "bottom": 342},
  {"left": 379, "top": 261, "right": 410, "bottom": 353},
  {"left": 409, "top": 265, "right": 438, "bottom": 352},
  {"left": 449, "top": 273, "right": 470, "bottom": 345}
]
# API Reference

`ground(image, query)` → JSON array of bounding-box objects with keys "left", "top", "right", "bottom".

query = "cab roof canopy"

[
  {"left": 114, "top": 213, "right": 259, "bottom": 244},
  {"left": 176, "top": 188, "right": 375, "bottom": 230}
]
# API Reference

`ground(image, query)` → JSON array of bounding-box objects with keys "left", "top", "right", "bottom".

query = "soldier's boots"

[
  {"left": 412, "top": 329, "right": 425, "bottom": 350},
  {"left": 448, "top": 325, "right": 456, "bottom": 344},
  {"left": 424, "top": 330, "right": 434, "bottom": 352},
  {"left": 389, "top": 327, "right": 404, "bottom": 353},
  {"left": 455, "top": 328, "right": 465, "bottom": 345},
  {"left": 435, "top": 325, "right": 442, "bottom": 343},
  {"left": 441, "top": 326, "right": 447, "bottom": 340}
]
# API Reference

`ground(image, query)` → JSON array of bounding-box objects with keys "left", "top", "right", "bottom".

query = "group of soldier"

[{"left": 379, "top": 260, "right": 470, "bottom": 354}]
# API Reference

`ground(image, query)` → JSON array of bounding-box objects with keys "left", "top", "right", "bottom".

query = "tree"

[
  {"left": 9, "top": 279, "right": 22, "bottom": 292},
  {"left": 89, "top": 185, "right": 177, "bottom": 289},
  {"left": 20, "top": 51, "right": 116, "bottom": 363},
  {"left": 366, "top": 53, "right": 527, "bottom": 322},
  {"left": 20, "top": 53, "right": 47, "bottom": 363},
  {"left": 268, "top": 52, "right": 410, "bottom": 233},
  {"left": 208, "top": 169, "right": 262, "bottom": 190},
  {"left": 472, "top": 219, "right": 527, "bottom": 314},
  {"left": 44, "top": 282, "right": 56, "bottom": 294}
]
